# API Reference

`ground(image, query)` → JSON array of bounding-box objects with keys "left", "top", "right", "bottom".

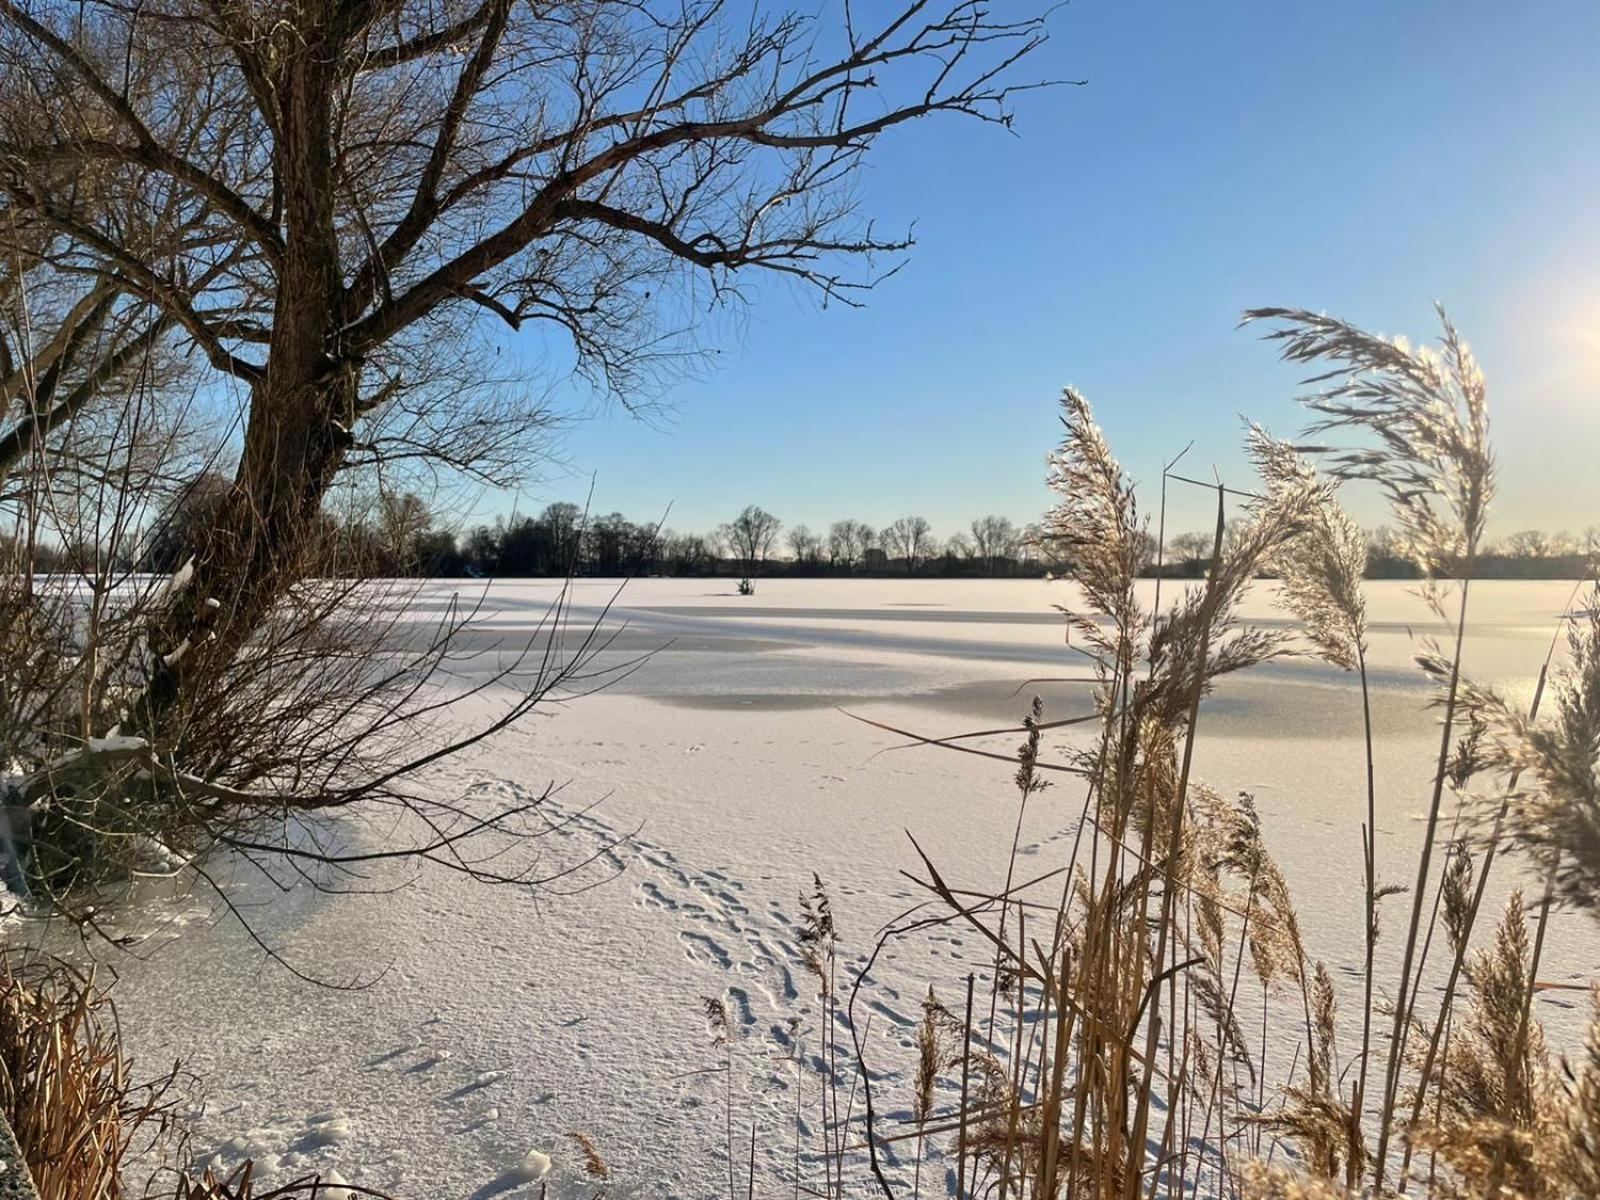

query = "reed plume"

[
  {"left": 1247, "top": 305, "right": 1497, "bottom": 1187},
  {"left": 1458, "top": 587, "right": 1600, "bottom": 916},
  {"left": 1243, "top": 305, "right": 1493, "bottom": 583},
  {"left": 1246, "top": 428, "right": 1367, "bottom": 671},
  {"left": 1238, "top": 1161, "right": 1352, "bottom": 1200},
  {"left": 1041, "top": 387, "right": 1146, "bottom": 659}
]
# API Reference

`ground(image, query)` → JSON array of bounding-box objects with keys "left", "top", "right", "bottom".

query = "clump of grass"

[
  {"left": 567, "top": 1131, "right": 610, "bottom": 1180},
  {"left": 832, "top": 381, "right": 1334, "bottom": 1200},
  {"left": 0, "top": 952, "right": 391, "bottom": 1200},
  {"left": 1245, "top": 305, "right": 1498, "bottom": 1188},
  {"left": 0, "top": 952, "right": 178, "bottom": 1200}
]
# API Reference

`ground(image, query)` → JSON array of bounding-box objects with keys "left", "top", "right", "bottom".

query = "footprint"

[
  {"left": 866, "top": 998, "right": 915, "bottom": 1029},
  {"left": 724, "top": 986, "right": 757, "bottom": 1027},
  {"left": 680, "top": 931, "right": 734, "bottom": 969},
  {"left": 640, "top": 881, "right": 678, "bottom": 910},
  {"left": 444, "top": 1070, "right": 506, "bottom": 1101}
]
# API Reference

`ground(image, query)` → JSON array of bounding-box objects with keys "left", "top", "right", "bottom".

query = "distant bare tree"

[
  {"left": 883, "top": 515, "right": 932, "bottom": 573},
  {"left": 970, "top": 514, "right": 1020, "bottom": 573},
  {"left": 1499, "top": 529, "right": 1576, "bottom": 559},
  {"left": 665, "top": 531, "right": 714, "bottom": 575},
  {"left": 787, "top": 524, "right": 820, "bottom": 568},
  {"left": 943, "top": 529, "right": 975, "bottom": 570},
  {"left": 827, "top": 519, "right": 875, "bottom": 572},
  {"left": 722, "top": 505, "right": 781, "bottom": 594},
  {"left": 1166, "top": 530, "right": 1213, "bottom": 576},
  {"left": 374, "top": 490, "right": 437, "bottom": 575}
]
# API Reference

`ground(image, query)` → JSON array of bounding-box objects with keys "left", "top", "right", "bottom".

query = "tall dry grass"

[
  {"left": 0, "top": 952, "right": 177, "bottom": 1200},
  {"left": 730, "top": 307, "right": 1599, "bottom": 1200},
  {"left": 0, "top": 952, "right": 390, "bottom": 1200}
]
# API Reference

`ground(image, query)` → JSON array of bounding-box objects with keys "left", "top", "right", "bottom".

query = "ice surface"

[{"left": 57, "top": 577, "right": 1597, "bottom": 1198}]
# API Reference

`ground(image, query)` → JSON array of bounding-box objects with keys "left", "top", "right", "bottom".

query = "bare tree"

[
  {"left": 0, "top": 275, "right": 171, "bottom": 490},
  {"left": 0, "top": 257, "right": 637, "bottom": 953},
  {"left": 969, "top": 513, "right": 1019, "bottom": 573},
  {"left": 664, "top": 531, "right": 714, "bottom": 575},
  {"left": 827, "top": 518, "right": 875, "bottom": 572},
  {"left": 0, "top": 0, "right": 1057, "bottom": 959},
  {"left": 1499, "top": 529, "right": 1576, "bottom": 559},
  {"left": 883, "top": 514, "right": 932, "bottom": 573},
  {"left": 0, "top": 0, "right": 1053, "bottom": 730},
  {"left": 721, "top": 504, "right": 780, "bottom": 594},
  {"left": 0, "top": 132, "right": 203, "bottom": 498},
  {"left": 1166, "top": 530, "right": 1213, "bottom": 576},
  {"left": 787, "top": 524, "right": 820, "bottom": 569},
  {"left": 942, "top": 529, "right": 975, "bottom": 570}
]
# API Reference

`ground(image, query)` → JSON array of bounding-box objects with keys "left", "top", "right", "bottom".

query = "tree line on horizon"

[{"left": 77, "top": 484, "right": 1591, "bottom": 584}]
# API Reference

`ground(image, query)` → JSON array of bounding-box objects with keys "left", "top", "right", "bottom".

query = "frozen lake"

[{"left": 60, "top": 577, "right": 1600, "bottom": 1198}]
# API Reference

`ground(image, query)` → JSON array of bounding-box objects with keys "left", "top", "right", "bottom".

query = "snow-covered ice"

[{"left": 35, "top": 577, "right": 1598, "bottom": 1198}]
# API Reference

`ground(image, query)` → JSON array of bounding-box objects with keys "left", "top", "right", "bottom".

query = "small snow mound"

[
  {"left": 317, "top": 1167, "right": 353, "bottom": 1199},
  {"left": 132, "top": 835, "right": 187, "bottom": 871},
  {"left": 510, "top": 1149, "right": 551, "bottom": 1182},
  {"left": 300, "top": 1115, "right": 352, "bottom": 1148}
]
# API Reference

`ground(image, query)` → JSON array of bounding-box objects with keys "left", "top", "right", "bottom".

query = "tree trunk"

[
  {"left": 137, "top": 30, "right": 357, "bottom": 734},
  {"left": 141, "top": 370, "right": 355, "bottom": 724}
]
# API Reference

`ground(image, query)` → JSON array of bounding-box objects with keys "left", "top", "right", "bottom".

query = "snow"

[
  {"left": 29, "top": 577, "right": 1598, "bottom": 1198},
  {"left": 130, "top": 835, "right": 187, "bottom": 874},
  {"left": 85, "top": 735, "right": 150, "bottom": 753},
  {"left": 508, "top": 1150, "right": 552, "bottom": 1183},
  {"left": 158, "top": 556, "right": 196, "bottom": 601}
]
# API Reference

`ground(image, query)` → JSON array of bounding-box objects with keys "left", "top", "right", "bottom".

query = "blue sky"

[{"left": 488, "top": 1, "right": 1600, "bottom": 543}]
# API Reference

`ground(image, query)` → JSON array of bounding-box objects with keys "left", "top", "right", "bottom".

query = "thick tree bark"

[
  {"left": 142, "top": 370, "right": 356, "bottom": 724},
  {"left": 143, "top": 33, "right": 358, "bottom": 729}
]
